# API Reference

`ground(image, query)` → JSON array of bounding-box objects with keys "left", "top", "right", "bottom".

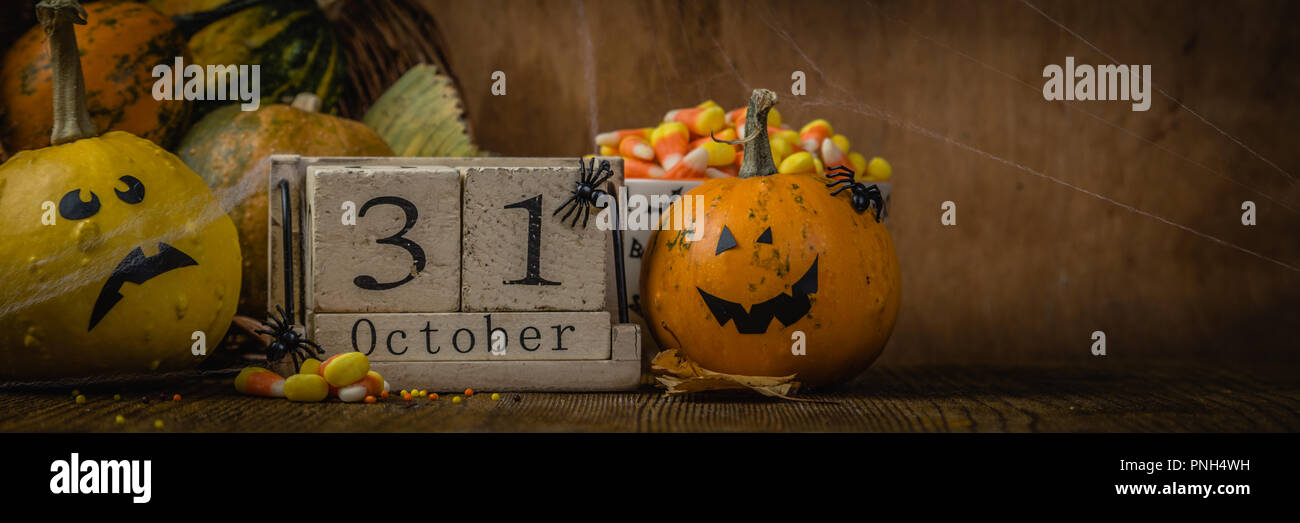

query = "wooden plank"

[
  {"left": 305, "top": 165, "right": 461, "bottom": 313},
  {"left": 0, "top": 362, "right": 1296, "bottom": 431},
  {"left": 309, "top": 311, "right": 611, "bottom": 361}
]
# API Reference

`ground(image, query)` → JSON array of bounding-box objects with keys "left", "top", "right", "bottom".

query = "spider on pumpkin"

[
  {"left": 553, "top": 157, "right": 616, "bottom": 228},
  {"left": 825, "top": 165, "right": 885, "bottom": 221}
]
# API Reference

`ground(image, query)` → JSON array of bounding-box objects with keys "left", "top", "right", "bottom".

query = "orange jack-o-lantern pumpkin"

[{"left": 641, "top": 89, "right": 900, "bottom": 386}]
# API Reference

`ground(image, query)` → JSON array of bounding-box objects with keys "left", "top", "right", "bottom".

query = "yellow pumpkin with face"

[
  {"left": 641, "top": 89, "right": 900, "bottom": 386},
  {"left": 0, "top": 0, "right": 240, "bottom": 380}
]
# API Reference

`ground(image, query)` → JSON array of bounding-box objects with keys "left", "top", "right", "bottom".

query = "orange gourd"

[{"left": 641, "top": 89, "right": 901, "bottom": 386}]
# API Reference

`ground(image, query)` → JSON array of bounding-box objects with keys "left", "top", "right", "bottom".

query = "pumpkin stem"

[
  {"left": 37, "top": 0, "right": 97, "bottom": 145},
  {"left": 730, "top": 88, "right": 779, "bottom": 178},
  {"left": 290, "top": 93, "right": 321, "bottom": 113}
]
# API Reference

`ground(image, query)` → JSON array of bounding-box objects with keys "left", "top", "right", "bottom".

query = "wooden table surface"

[{"left": 2, "top": 362, "right": 1297, "bottom": 432}]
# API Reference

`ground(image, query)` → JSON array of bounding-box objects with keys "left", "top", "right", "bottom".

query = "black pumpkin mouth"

[
  {"left": 89, "top": 242, "right": 198, "bottom": 331},
  {"left": 696, "top": 256, "right": 818, "bottom": 334}
]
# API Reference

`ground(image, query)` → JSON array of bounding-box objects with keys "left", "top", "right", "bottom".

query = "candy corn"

[
  {"left": 650, "top": 122, "right": 690, "bottom": 168},
  {"left": 235, "top": 367, "right": 285, "bottom": 398},
  {"left": 284, "top": 374, "right": 329, "bottom": 402},
  {"left": 800, "top": 119, "right": 833, "bottom": 153},
  {"left": 664, "top": 105, "right": 725, "bottom": 136},
  {"left": 594, "top": 102, "right": 892, "bottom": 183},
  {"left": 697, "top": 140, "right": 737, "bottom": 166},
  {"left": 820, "top": 137, "right": 850, "bottom": 170},
  {"left": 338, "top": 371, "right": 385, "bottom": 403},
  {"left": 706, "top": 166, "right": 738, "bottom": 178},
  {"left": 865, "top": 156, "right": 893, "bottom": 181},
  {"left": 664, "top": 147, "right": 709, "bottom": 178},
  {"left": 849, "top": 153, "right": 868, "bottom": 176},
  {"left": 618, "top": 135, "right": 655, "bottom": 161},
  {"left": 625, "top": 157, "right": 666, "bottom": 178},
  {"left": 319, "top": 352, "right": 369, "bottom": 387},
  {"left": 595, "top": 128, "right": 651, "bottom": 147},
  {"left": 779, "top": 151, "right": 816, "bottom": 175}
]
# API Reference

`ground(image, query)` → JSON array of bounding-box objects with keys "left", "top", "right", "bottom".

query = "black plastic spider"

[
  {"left": 253, "top": 179, "right": 325, "bottom": 371},
  {"left": 552, "top": 157, "right": 630, "bottom": 323},
  {"left": 825, "top": 165, "right": 885, "bottom": 221},
  {"left": 553, "top": 158, "right": 615, "bottom": 228},
  {"left": 256, "top": 304, "right": 323, "bottom": 371}
]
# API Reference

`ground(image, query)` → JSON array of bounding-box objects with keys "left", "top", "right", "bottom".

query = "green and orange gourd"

[{"left": 0, "top": 0, "right": 191, "bottom": 153}]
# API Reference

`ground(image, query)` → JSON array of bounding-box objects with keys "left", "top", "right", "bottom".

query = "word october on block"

[
  {"left": 306, "top": 165, "right": 461, "bottom": 313},
  {"left": 461, "top": 166, "right": 610, "bottom": 312},
  {"left": 311, "top": 311, "right": 611, "bottom": 361}
]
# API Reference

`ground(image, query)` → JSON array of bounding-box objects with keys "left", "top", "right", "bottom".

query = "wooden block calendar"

[{"left": 268, "top": 155, "right": 640, "bottom": 391}]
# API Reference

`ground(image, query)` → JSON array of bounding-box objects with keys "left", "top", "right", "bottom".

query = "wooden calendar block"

[
  {"left": 310, "top": 311, "right": 610, "bottom": 361},
  {"left": 305, "top": 165, "right": 461, "bottom": 313},
  {"left": 460, "top": 165, "right": 613, "bottom": 312},
  {"left": 269, "top": 155, "right": 641, "bottom": 391}
]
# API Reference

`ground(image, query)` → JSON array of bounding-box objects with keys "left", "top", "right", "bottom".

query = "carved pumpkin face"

[{"left": 641, "top": 172, "right": 900, "bottom": 385}]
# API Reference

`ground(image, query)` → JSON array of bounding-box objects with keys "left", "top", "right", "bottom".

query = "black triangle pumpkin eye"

[
  {"left": 115, "top": 175, "right": 145, "bottom": 204},
  {"left": 756, "top": 227, "right": 773, "bottom": 244},
  {"left": 715, "top": 225, "right": 738, "bottom": 255},
  {"left": 59, "top": 189, "right": 100, "bottom": 220}
]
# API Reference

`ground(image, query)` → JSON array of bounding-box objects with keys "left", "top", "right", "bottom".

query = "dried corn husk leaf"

[
  {"left": 362, "top": 64, "right": 479, "bottom": 157},
  {"left": 651, "top": 349, "right": 825, "bottom": 401},
  {"left": 230, "top": 315, "right": 272, "bottom": 348}
]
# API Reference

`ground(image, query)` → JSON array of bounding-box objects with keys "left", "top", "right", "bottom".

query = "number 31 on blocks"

[{"left": 267, "top": 155, "right": 641, "bottom": 391}]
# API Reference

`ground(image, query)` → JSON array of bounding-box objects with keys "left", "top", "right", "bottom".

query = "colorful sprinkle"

[{"left": 491, "top": 393, "right": 501, "bottom": 401}]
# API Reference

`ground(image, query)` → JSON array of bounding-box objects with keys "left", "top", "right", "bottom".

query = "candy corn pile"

[
  {"left": 594, "top": 100, "right": 893, "bottom": 181},
  {"left": 235, "top": 352, "right": 388, "bottom": 403}
]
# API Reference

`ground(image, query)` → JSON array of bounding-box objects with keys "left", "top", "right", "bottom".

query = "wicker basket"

[{"left": 321, "top": 0, "right": 471, "bottom": 128}]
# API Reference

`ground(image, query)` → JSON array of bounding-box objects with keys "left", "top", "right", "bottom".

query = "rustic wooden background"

[{"left": 422, "top": 0, "right": 1300, "bottom": 367}]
